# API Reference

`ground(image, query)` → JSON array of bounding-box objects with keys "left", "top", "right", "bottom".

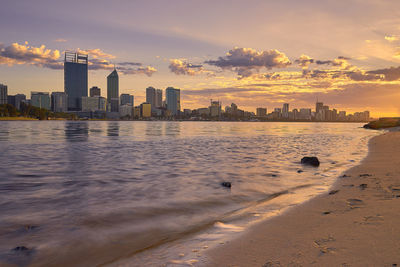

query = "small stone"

[
  {"left": 359, "top": 174, "right": 371, "bottom": 177},
  {"left": 12, "top": 246, "right": 29, "bottom": 252},
  {"left": 329, "top": 190, "right": 339, "bottom": 195},
  {"left": 359, "top": 184, "right": 368, "bottom": 190},
  {"left": 323, "top": 211, "right": 331, "bottom": 215},
  {"left": 301, "top": 157, "right": 320, "bottom": 167},
  {"left": 341, "top": 174, "right": 350, "bottom": 178},
  {"left": 297, "top": 170, "right": 303, "bottom": 173},
  {"left": 221, "top": 182, "right": 231, "bottom": 188}
]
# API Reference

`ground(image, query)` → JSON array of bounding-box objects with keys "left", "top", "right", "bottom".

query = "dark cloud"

[
  {"left": 120, "top": 66, "right": 157, "bottom": 76},
  {"left": 205, "top": 47, "right": 291, "bottom": 78},
  {"left": 118, "top": 62, "right": 142, "bottom": 66},
  {"left": 367, "top": 66, "right": 400, "bottom": 81}
]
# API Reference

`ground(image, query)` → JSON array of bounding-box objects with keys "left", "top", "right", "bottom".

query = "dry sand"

[{"left": 206, "top": 131, "right": 400, "bottom": 267}]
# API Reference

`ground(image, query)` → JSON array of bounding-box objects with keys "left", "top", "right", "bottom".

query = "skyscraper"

[
  {"left": 51, "top": 92, "right": 68, "bottom": 112},
  {"left": 64, "top": 52, "right": 88, "bottom": 111},
  {"left": 146, "top": 87, "right": 162, "bottom": 112},
  {"left": 282, "top": 103, "right": 289, "bottom": 118},
  {"left": 31, "top": 92, "right": 51, "bottom": 110},
  {"left": 316, "top": 102, "right": 323, "bottom": 114},
  {"left": 7, "top": 94, "right": 26, "bottom": 110},
  {"left": 107, "top": 69, "right": 119, "bottom": 112},
  {"left": 120, "top": 93, "right": 134, "bottom": 106},
  {"left": 165, "top": 87, "right": 181, "bottom": 116},
  {"left": 90, "top": 86, "right": 101, "bottom": 97},
  {"left": 0, "top": 84, "right": 8, "bottom": 105}
]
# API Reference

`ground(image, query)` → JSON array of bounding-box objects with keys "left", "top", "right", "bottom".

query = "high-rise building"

[
  {"left": 31, "top": 92, "right": 51, "bottom": 110},
  {"left": 81, "top": 96, "right": 107, "bottom": 112},
  {"left": 64, "top": 52, "right": 88, "bottom": 111},
  {"left": 282, "top": 103, "right": 289, "bottom": 118},
  {"left": 155, "top": 89, "right": 162, "bottom": 108},
  {"left": 7, "top": 94, "right": 26, "bottom": 110},
  {"left": 316, "top": 102, "right": 323, "bottom": 114},
  {"left": 107, "top": 69, "right": 119, "bottom": 112},
  {"left": 0, "top": 84, "right": 7, "bottom": 105},
  {"left": 51, "top": 92, "right": 68, "bottom": 112},
  {"left": 165, "top": 87, "right": 181, "bottom": 116},
  {"left": 146, "top": 87, "right": 162, "bottom": 111},
  {"left": 256, "top": 108, "right": 267, "bottom": 117},
  {"left": 120, "top": 93, "right": 134, "bottom": 106},
  {"left": 209, "top": 100, "right": 222, "bottom": 117},
  {"left": 90, "top": 86, "right": 101, "bottom": 97}
]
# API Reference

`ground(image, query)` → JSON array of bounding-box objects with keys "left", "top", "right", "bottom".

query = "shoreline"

[{"left": 205, "top": 130, "right": 400, "bottom": 266}]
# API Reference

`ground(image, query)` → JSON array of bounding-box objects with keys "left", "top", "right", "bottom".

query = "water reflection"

[
  {"left": 64, "top": 122, "right": 89, "bottom": 142},
  {"left": 0, "top": 122, "right": 9, "bottom": 142},
  {"left": 107, "top": 122, "right": 119, "bottom": 137},
  {"left": 164, "top": 122, "right": 181, "bottom": 137}
]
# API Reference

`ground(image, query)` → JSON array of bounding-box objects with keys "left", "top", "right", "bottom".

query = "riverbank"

[
  {"left": 206, "top": 130, "right": 400, "bottom": 266},
  {"left": 0, "top": 117, "right": 37, "bottom": 121}
]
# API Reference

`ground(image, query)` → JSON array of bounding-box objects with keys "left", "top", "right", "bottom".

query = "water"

[{"left": 0, "top": 121, "right": 378, "bottom": 266}]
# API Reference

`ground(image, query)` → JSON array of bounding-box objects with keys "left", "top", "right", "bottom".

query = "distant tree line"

[{"left": 0, "top": 103, "right": 76, "bottom": 120}]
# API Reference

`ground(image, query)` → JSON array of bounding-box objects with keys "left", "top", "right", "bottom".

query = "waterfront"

[{"left": 0, "top": 121, "right": 378, "bottom": 266}]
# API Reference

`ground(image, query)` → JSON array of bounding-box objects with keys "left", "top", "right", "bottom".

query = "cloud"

[
  {"left": 205, "top": 47, "right": 291, "bottom": 78},
  {"left": 54, "top": 38, "right": 67, "bottom": 43},
  {"left": 295, "top": 54, "right": 314, "bottom": 68},
  {"left": 367, "top": 66, "right": 400, "bottom": 81},
  {"left": 0, "top": 42, "right": 155, "bottom": 76},
  {"left": 385, "top": 35, "right": 399, "bottom": 42},
  {"left": 121, "top": 66, "right": 157, "bottom": 76},
  {"left": 77, "top": 48, "right": 115, "bottom": 59},
  {"left": 315, "top": 56, "right": 352, "bottom": 69},
  {"left": 169, "top": 58, "right": 204, "bottom": 75},
  {"left": 118, "top": 62, "right": 142, "bottom": 66},
  {"left": 0, "top": 42, "right": 62, "bottom": 69}
]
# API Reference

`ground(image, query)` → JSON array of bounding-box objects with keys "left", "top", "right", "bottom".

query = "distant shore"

[{"left": 206, "top": 130, "right": 400, "bottom": 266}]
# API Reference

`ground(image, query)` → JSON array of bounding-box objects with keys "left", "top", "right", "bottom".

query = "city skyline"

[{"left": 2, "top": 0, "right": 400, "bottom": 117}]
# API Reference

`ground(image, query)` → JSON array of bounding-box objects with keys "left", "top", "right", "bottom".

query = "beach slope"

[{"left": 206, "top": 131, "right": 400, "bottom": 267}]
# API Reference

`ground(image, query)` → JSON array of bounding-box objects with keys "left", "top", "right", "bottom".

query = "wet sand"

[{"left": 206, "top": 130, "right": 400, "bottom": 266}]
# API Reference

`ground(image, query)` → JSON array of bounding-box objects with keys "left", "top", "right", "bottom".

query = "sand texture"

[{"left": 206, "top": 131, "right": 400, "bottom": 267}]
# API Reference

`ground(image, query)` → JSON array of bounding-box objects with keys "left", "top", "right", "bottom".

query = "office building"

[
  {"left": 31, "top": 92, "right": 51, "bottom": 110},
  {"left": 0, "top": 84, "right": 7, "bottom": 105},
  {"left": 90, "top": 86, "right": 101, "bottom": 97},
  {"left": 146, "top": 87, "right": 162, "bottom": 112},
  {"left": 140, "top": 103, "right": 151, "bottom": 118},
  {"left": 119, "top": 104, "right": 133, "bottom": 118},
  {"left": 256, "top": 108, "right": 267, "bottom": 117},
  {"left": 107, "top": 69, "right": 119, "bottom": 112},
  {"left": 166, "top": 87, "right": 181, "bottom": 116},
  {"left": 64, "top": 52, "right": 88, "bottom": 111},
  {"left": 81, "top": 96, "right": 106, "bottom": 112},
  {"left": 282, "top": 103, "right": 289, "bottom": 118},
  {"left": 120, "top": 93, "right": 134, "bottom": 106},
  {"left": 209, "top": 100, "right": 222, "bottom": 117},
  {"left": 7, "top": 94, "right": 26, "bottom": 110},
  {"left": 51, "top": 92, "right": 68, "bottom": 112}
]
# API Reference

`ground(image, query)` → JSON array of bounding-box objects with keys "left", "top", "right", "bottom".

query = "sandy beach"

[{"left": 206, "top": 130, "right": 400, "bottom": 267}]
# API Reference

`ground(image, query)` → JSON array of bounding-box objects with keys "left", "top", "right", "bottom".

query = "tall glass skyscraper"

[
  {"left": 107, "top": 69, "right": 119, "bottom": 112},
  {"left": 146, "top": 87, "right": 163, "bottom": 112},
  {"left": 166, "top": 87, "right": 180, "bottom": 116},
  {"left": 64, "top": 52, "right": 88, "bottom": 111}
]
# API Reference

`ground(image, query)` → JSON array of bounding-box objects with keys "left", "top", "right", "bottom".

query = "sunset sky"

[{"left": 1, "top": 0, "right": 400, "bottom": 117}]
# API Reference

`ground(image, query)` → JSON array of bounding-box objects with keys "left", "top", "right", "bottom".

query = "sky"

[{"left": 1, "top": 0, "right": 400, "bottom": 117}]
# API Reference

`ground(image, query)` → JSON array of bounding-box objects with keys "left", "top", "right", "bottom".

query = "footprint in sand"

[
  {"left": 314, "top": 236, "right": 336, "bottom": 255},
  {"left": 347, "top": 198, "right": 364, "bottom": 209}
]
